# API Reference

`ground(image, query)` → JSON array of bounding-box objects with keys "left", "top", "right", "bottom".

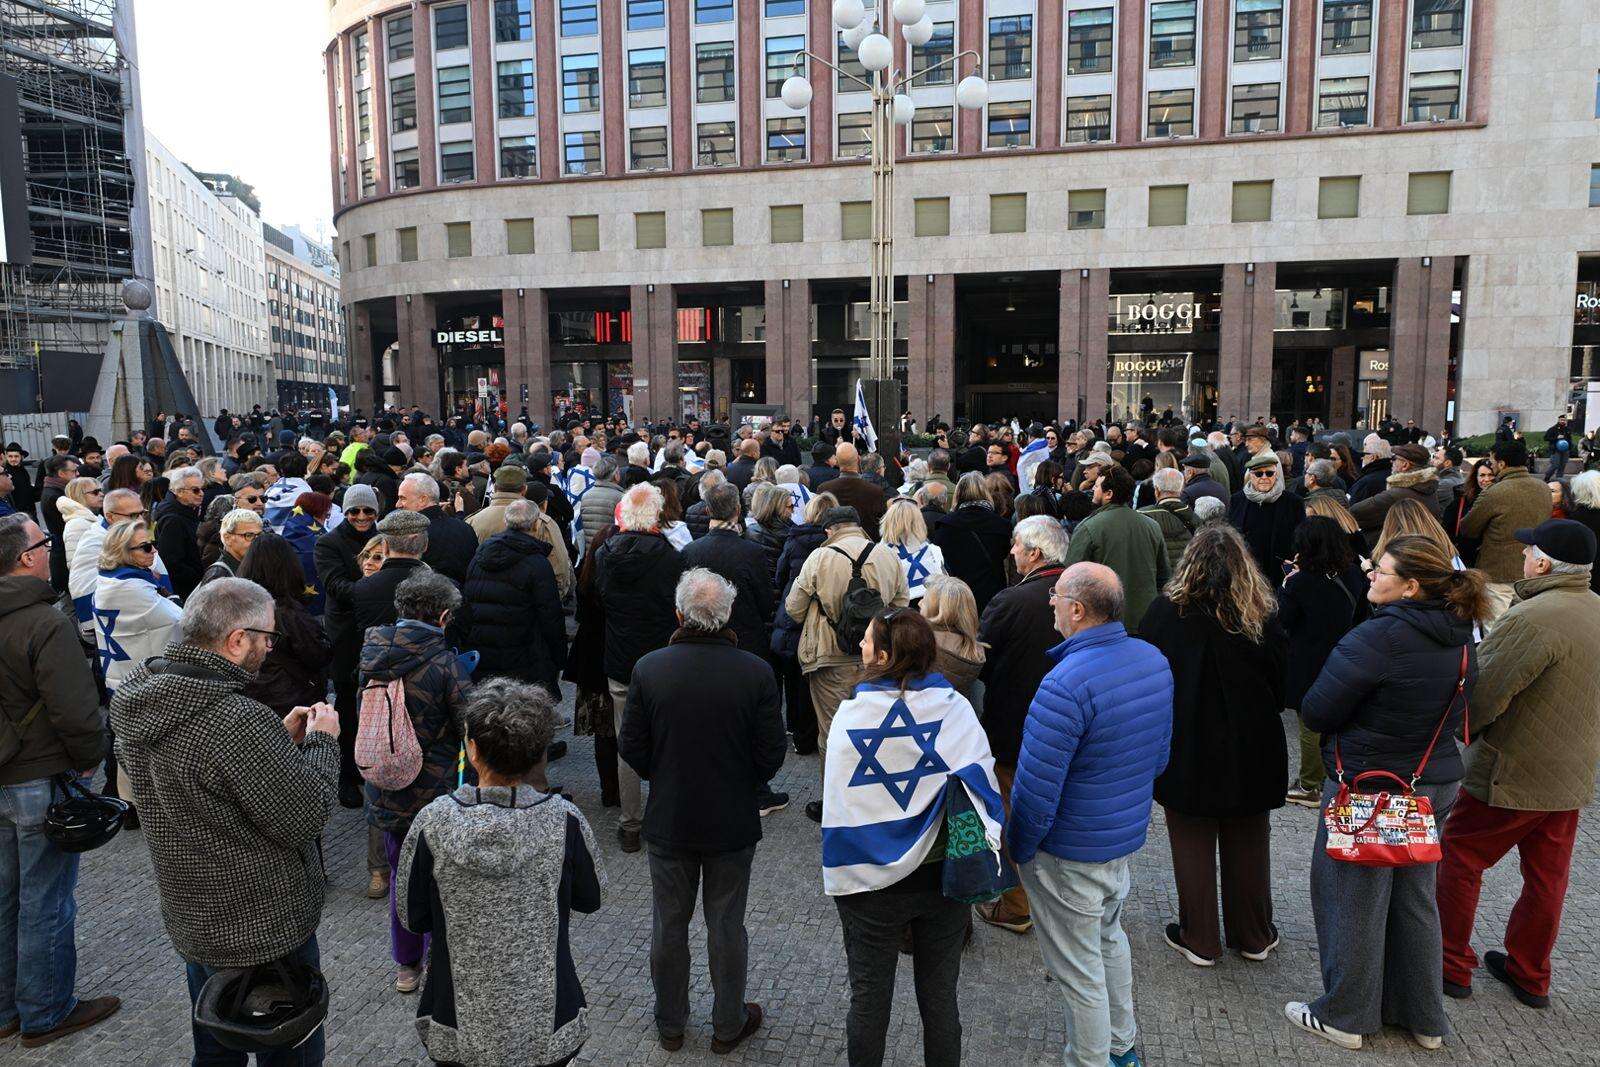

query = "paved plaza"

[{"left": 11, "top": 709, "right": 1600, "bottom": 1066}]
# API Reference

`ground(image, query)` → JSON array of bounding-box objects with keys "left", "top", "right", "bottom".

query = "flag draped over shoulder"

[
  {"left": 1016, "top": 435, "right": 1050, "bottom": 494},
  {"left": 821, "top": 674, "right": 1006, "bottom": 897}
]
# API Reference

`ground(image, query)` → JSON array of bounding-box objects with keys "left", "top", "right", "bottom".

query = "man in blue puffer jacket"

[{"left": 1008, "top": 562, "right": 1174, "bottom": 1067}]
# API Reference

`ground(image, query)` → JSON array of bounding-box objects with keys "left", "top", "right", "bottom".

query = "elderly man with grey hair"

[
  {"left": 1302, "top": 458, "right": 1346, "bottom": 506},
  {"left": 111, "top": 577, "right": 339, "bottom": 1064},
  {"left": 619, "top": 567, "right": 785, "bottom": 1056},
  {"left": 154, "top": 464, "right": 207, "bottom": 600},
  {"left": 396, "top": 469, "right": 476, "bottom": 585},
  {"left": 1138, "top": 467, "right": 1200, "bottom": 573}
]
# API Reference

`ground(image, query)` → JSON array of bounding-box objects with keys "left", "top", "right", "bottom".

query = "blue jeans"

[
  {"left": 0, "top": 776, "right": 81, "bottom": 1034},
  {"left": 184, "top": 936, "right": 325, "bottom": 1066}
]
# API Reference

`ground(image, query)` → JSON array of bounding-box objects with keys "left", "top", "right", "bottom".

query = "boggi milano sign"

[{"left": 1109, "top": 293, "right": 1208, "bottom": 335}]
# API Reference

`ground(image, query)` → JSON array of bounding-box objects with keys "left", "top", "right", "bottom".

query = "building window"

[
  {"left": 570, "top": 215, "right": 600, "bottom": 252},
  {"left": 440, "top": 141, "right": 474, "bottom": 183},
  {"left": 1318, "top": 175, "right": 1360, "bottom": 218},
  {"left": 840, "top": 201, "right": 871, "bottom": 240},
  {"left": 434, "top": 4, "right": 468, "bottom": 50},
  {"left": 1406, "top": 171, "right": 1451, "bottom": 215},
  {"left": 353, "top": 30, "right": 369, "bottom": 77},
  {"left": 446, "top": 222, "right": 471, "bottom": 258},
  {"left": 393, "top": 147, "right": 419, "bottom": 189},
  {"left": 397, "top": 227, "right": 419, "bottom": 262},
  {"left": 913, "top": 197, "right": 949, "bottom": 237},
  {"left": 1408, "top": 70, "right": 1461, "bottom": 122},
  {"left": 1065, "top": 94, "right": 1112, "bottom": 142},
  {"left": 1147, "top": 88, "right": 1194, "bottom": 136},
  {"left": 564, "top": 130, "right": 602, "bottom": 174},
  {"left": 1233, "top": 0, "right": 1282, "bottom": 62},
  {"left": 1590, "top": 165, "right": 1600, "bottom": 208},
  {"left": 500, "top": 135, "right": 537, "bottom": 177},
  {"left": 495, "top": 0, "right": 532, "bottom": 42},
  {"left": 696, "top": 0, "right": 733, "bottom": 24},
  {"left": 1067, "top": 7, "right": 1114, "bottom": 75},
  {"left": 1150, "top": 1, "right": 1197, "bottom": 68},
  {"left": 357, "top": 88, "right": 372, "bottom": 142},
  {"left": 987, "top": 15, "right": 1033, "bottom": 81},
  {"left": 1149, "top": 184, "right": 1188, "bottom": 226},
  {"left": 360, "top": 159, "right": 375, "bottom": 197},
  {"left": 630, "top": 126, "right": 669, "bottom": 171},
  {"left": 766, "top": 35, "right": 806, "bottom": 97},
  {"left": 438, "top": 65, "right": 472, "bottom": 124},
  {"left": 767, "top": 0, "right": 805, "bottom": 15},
  {"left": 628, "top": 0, "right": 665, "bottom": 30},
  {"left": 1412, "top": 0, "right": 1465, "bottom": 49},
  {"left": 390, "top": 75, "right": 416, "bottom": 133},
  {"left": 1317, "top": 76, "right": 1368, "bottom": 127},
  {"left": 766, "top": 117, "right": 806, "bottom": 161},
  {"left": 838, "top": 33, "right": 867, "bottom": 91},
  {"left": 1231, "top": 82, "right": 1280, "bottom": 133},
  {"left": 1068, "top": 188, "right": 1106, "bottom": 230},
  {"left": 913, "top": 21, "right": 955, "bottom": 84},
  {"left": 987, "top": 101, "right": 1032, "bottom": 147},
  {"left": 629, "top": 48, "right": 667, "bottom": 108},
  {"left": 837, "top": 111, "right": 872, "bottom": 158},
  {"left": 560, "top": 0, "right": 598, "bottom": 36},
  {"left": 635, "top": 211, "right": 667, "bottom": 249},
  {"left": 910, "top": 107, "right": 953, "bottom": 153},
  {"left": 562, "top": 54, "right": 601, "bottom": 113},
  {"left": 506, "top": 218, "right": 536, "bottom": 254},
  {"left": 1320, "top": 0, "right": 1371, "bottom": 55},
  {"left": 498, "top": 60, "right": 536, "bottom": 118},
  {"left": 697, "top": 42, "right": 735, "bottom": 103},
  {"left": 1231, "top": 180, "right": 1272, "bottom": 222},
  {"left": 702, "top": 208, "right": 734, "bottom": 247},
  {"left": 387, "top": 14, "right": 413, "bottom": 61},
  {"left": 771, "top": 204, "right": 803, "bottom": 243},
  {"left": 697, "top": 121, "right": 737, "bottom": 166},
  {"left": 990, "top": 193, "right": 1026, "bottom": 234}
]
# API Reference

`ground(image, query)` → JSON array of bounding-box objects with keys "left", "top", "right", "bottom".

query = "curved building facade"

[{"left": 327, "top": 0, "right": 1599, "bottom": 435}]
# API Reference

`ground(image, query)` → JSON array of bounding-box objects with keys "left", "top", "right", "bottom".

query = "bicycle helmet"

[
  {"left": 43, "top": 774, "right": 128, "bottom": 853},
  {"left": 193, "top": 956, "right": 329, "bottom": 1052}
]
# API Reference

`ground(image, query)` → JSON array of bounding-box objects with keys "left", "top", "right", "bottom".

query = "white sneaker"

[
  {"left": 1285, "top": 1001, "right": 1361, "bottom": 1050},
  {"left": 1240, "top": 926, "right": 1280, "bottom": 962},
  {"left": 1411, "top": 1032, "right": 1443, "bottom": 1051}
]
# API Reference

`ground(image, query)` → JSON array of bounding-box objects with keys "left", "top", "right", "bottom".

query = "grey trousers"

[
  {"left": 607, "top": 678, "right": 644, "bottom": 833},
  {"left": 1309, "top": 778, "right": 1459, "bottom": 1038},
  {"left": 647, "top": 843, "right": 756, "bottom": 1043}
]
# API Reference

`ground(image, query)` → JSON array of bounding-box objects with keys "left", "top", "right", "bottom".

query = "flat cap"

[{"left": 376, "top": 509, "right": 429, "bottom": 535}]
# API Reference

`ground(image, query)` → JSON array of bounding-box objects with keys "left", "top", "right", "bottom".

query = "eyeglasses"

[
  {"left": 239, "top": 627, "right": 281, "bottom": 647},
  {"left": 24, "top": 535, "right": 51, "bottom": 553},
  {"left": 108, "top": 510, "right": 145, "bottom": 523},
  {"left": 347, "top": 507, "right": 376, "bottom": 517},
  {"left": 1370, "top": 566, "right": 1400, "bottom": 580},
  {"left": 235, "top": 529, "right": 262, "bottom": 541},
  {"left": 87, "top": 487, "right": 104, "bottom": 495},
  {"left": 236, "top": 494, "right": 262, "bottom": 505},
  {"left": 1048, "top": 591, "right": 1076, "bottom": 604},
  {"left": 129, "top": 540, "right": 156, "bottom": 552},
  {"left": 1249, "top": 469, "right": 1277, "bottom": 478},
  {"left": 175, "top": 484, "right": 203, "bottom": 495}
]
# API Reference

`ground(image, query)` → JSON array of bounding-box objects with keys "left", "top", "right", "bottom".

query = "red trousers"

[{"left": 1436, "top": 791, "right": 1580, "bottom": 996}]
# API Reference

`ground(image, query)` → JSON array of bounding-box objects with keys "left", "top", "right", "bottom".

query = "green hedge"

[{"left": 1455, "top": 433, "right": 1550, "bottom": 459}]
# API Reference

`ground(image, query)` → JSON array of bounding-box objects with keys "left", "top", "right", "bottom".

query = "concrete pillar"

[
  {"left": 1035, "top": 0, "right": 1063, "bottom": 149},
  {"left": 670, "top": 0, "right": 693, "bottom": 169},
  {"left": 1373, "top": 0, "right": 1407, "bottom": 128},
  {"left": 806, "top": 0, "right": 834, "bottom": 164},
  {"left": 1389, "top": 256, "right": 1455, "bottom": 430},
  {"left": 1218, "top": 262, "right": 1277, "bottom": 424},
  {"left": 325, "top": 46, "right": 343, "bottom": 211},
  {"left": 502, "top": 287, "right": 551, "bottom": 427},
  {"left": 534, "top": 0, "right": 560, "bottom": 177},
  {"left": 1466, "top": 0, "right": 1495, "bottom": 123},
  {"left": 369, "top": 16, "right": 391, "bottom": 195},
  {"left": 1059, "top": 268, "right": 1110, "bottom": 425},
  {"left": 601, "top": 0, "right": 626, "bottom": 176},
  {"left": 349, "top": 302, "right": 377, "bottom": 414},
  {"left": 410, "top": 0, "right": 438, "bottom": 188},
  {"left": 763, "top": 278, "right": 812, "bottom": 421},
  {"left": 907, "top": 274, "right": 954, "bottom": 425},
  {"left": 737, "top": 0, "right": 761, "bottom": 167},
  {"left": 630, "top": 284, "right": 677, "bottom": 422},
  {"left": 339, "top": 32, "right": 359, "bottom": 204},
  {"left": 957, "top": 0, "right": 984, "bottom": 151},
  {"left": 395, "top": 293, "right": 439, "bottom": 410},
  {"left": 1283, "top": 0, "right": 1317, "bottom": 133}
]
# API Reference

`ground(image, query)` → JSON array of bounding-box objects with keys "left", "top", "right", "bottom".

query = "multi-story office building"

[
  {"left": 265, "top": 223, "right": 350, "bottom": 411},
  {"left": 327, "top": 0, "right": 1599, "bottom": 435},
  {"left": 146, "top": 136, "right": 272, "bottom": 415}
]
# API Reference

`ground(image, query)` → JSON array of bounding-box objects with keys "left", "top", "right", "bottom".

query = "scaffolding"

[{"left": 0, "top": 0, "right": 133, "bottom": 379}]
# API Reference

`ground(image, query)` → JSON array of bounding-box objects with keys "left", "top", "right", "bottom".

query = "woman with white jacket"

[
  {"left": 95, "top": 518, "right": 182, "bottom": 694},
  {"left": 58, "top": 476, "right": 103, "bottom": 574}
]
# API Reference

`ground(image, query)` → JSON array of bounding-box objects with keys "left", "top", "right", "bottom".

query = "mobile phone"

[{"left": 1281, "top": 560, "right": 1296, "bottom": 575}]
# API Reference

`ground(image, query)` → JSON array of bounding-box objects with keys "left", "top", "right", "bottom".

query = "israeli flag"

[
  {"left": 821, "top": 675, "right": 1007, "bottom": 896},
  {"left": 1016, "top": 435, "right": 1051, "bottom": 494},
  {"left": 559, "top": 463, "right": 597, "bottom": 546},
  {"left": 853, "top": 379, "right": 878, "bottom": 452},
  {"left": 777, "top": 480, "right": 812, "bottom": 523}
]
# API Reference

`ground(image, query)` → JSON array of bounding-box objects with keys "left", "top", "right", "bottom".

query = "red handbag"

[{"left": 1323, "top": 647, "right": 1469, "bottom": 868}]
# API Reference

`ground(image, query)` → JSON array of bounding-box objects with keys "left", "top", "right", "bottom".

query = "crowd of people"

[{"left": 0, "top": 401, "right": 1597, "bottom": 1067}]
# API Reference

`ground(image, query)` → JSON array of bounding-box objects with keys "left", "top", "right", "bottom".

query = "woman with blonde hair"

[
  {"left": 1372, "top": 496, "right": 1458, "bottom": 564},
  {"left": 917, "top": 574, "right": 985, "bottom": 702},
  {"left": 59, "top": 475, "right": 103, "bottom": 572},
  {"left": 357, "top": 535, "right": 388, "bottom": 578},
  {"left": 881, "top": 496, "right": 945, "bottom": 604},
  {"left": 1141, "top": 524, "right": 1288, "bottom": 967},
  {"left": 743, "top": 456, "right": 779, "bottom": 509}
]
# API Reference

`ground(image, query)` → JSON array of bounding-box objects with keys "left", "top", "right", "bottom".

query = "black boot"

[{"left": 595, "top": 736, "right": 620, "bottom": 808}]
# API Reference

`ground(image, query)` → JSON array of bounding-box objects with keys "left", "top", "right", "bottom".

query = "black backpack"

[{"left": 822, "top": 543, "right": 885, "bottom": 656}]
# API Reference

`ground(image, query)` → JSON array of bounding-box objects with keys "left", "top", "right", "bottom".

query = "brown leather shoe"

[
  {"left": 659, "top": 1033, "right": 684, "bottom": 1052},
  {"left": 20, "top": 996, "right": 121, "bottom": 1048},
  {"left": 618, "top": 827, "right": 641, "bottom": 853},
  {"left": 0, "top": 1017, "right": 18, "bottom": 1039},
  {"left": 711, "top": 1003, "right": 763, "bottom": 1055},
  {"left": 367, "top": 869, "right": 389, "bottom": 899},
  {"left": 974, "top": 900, "right": 1033, "bottom": 933}
]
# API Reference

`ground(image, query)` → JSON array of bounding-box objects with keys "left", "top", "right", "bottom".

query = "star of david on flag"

[
  {"left": 846, "top": 698, "right": 949, "bottom": 810},
  {"left": 94, "top": 606, "right": 126, "bottom": 675}
]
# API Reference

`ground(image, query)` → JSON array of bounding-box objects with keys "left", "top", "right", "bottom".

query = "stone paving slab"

[{"left": 9, "top": 709, "right": 1600, "bottom": 1065}]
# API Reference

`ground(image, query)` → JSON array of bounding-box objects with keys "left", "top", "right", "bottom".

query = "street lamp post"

[{"left": 781, "top": 0, "right": 987, "bottom": 446}]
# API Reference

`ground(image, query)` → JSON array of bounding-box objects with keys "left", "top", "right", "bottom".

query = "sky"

[{"left": 133, "top": 0, "right": 334, "bottom": 241}]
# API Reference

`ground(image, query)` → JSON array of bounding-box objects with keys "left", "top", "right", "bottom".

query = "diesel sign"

[{"left": 434, "top": 328, "right": 503, "bottom": 346}]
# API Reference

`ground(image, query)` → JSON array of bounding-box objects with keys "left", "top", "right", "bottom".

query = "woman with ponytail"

[{"left": 1286, "top": 535, "right": 1487, "bottom": 1053}]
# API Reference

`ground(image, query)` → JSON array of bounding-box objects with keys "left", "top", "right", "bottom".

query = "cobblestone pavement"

[{"left": 11, "top": 709, "right": 1600, "bottom": 1066}]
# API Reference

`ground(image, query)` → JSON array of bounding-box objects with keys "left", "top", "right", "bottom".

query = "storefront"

[
  {"left": 810, "top": 288, "right": 907, "bottom": 421},
  {"left": 1570, "top": 256, "right": 1600, "bottom": 430},
  {"left": 956, "top": 273, "right": 1059, "bottom": 425},
  {"left": 1106, "top": 282, "right": 1221, "bottom": 424},
  {"left": 1269, "top": 265, "right": 1394, "bottom": 428},
  {"left": 550, "top": 304, "right": 634, "bottom": 422},
  {"left": 433, "top": 312, "right": 506, "bottom": 418},
  {"left": 675, "top": 297, "right": 766, "bottom": 421}
]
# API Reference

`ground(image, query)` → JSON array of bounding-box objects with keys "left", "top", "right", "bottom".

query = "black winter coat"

[
  {"left": 461, "top": 530, "right": 566, "bottom": 692},
  {"left": 1279, "top": 564, "right": 1369, "bottom": 709},
  {"left": 745, "top": 518, "right": 790, "bottom": 590},
  {"left": 684, "top": 500, "right": 712, "bottom": 541},
  {"left": 931, "top": 504, "right": 1013, "bottom": 612},
  {"left": 761, "top": 435, "right": 802, "bottom": 466},
  {"left": 355, "top": 465, "right": 400, "bottom": 513},
  {"left": 153, "top": 495, "right": 204, "bottom": 601},
  {"left": 563, "top": 525, "right": 614, "bottom": 692},
  {"left": 1567, "top": 504, "right": 1600, "bottom": 594},
  {"left": 680, "top": 528, "right": 776, "bottom": 657},
  {"left": 1347, "top": 459, "right": 1392, "bottom": 506},
  {"left": 976, "top": 565, "right": 1065, "bottom": 764},
  {"left": 241, "top": 598, "right": 332, "bottom": 716},
  {"left": 595, "top": 530, "right": 684, "bottom": 683},
  {"left": 352, "top": 557, "right": 429, "bottom": 638},
  {"left": 725, "top": 458, "right": 757, "bottom": 491},
  {"left": 802, "top": 464, "right": 836, "bottom": 491},
  {"left": 1141, "top": 595, "right": 1289, "bottom": 818},
  {"left": 1228, "top": 491, "right": 1305, "bottom": 582},
  {"left": 314, "top": 519, "right": 374, "bottom": 647},
  {"left": 771, "top": 522, "right": 826, "bottom": 657},
  {"left": 1301, "top": 599, "right": 1476, "bottom": 786},
  {"left": 420, "top": 505, "right": 476, "bottom": 586},
  {"left": 618, "top": 629, "right": 786, "bottom": 853}
]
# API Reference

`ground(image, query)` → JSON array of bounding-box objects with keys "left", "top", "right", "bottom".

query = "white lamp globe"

[
  {"left": 842, "top": 19, "right": 873, "bottom": 50},
  {"left": 901, "top": 16, "right": 934, "bottom": 46},
  {"left": 892, "top": 94, "right": 916, "bottom": 125},
  {"left": 780, "top": 75, "right": 814, "bottom": 110},
  {"left": 832, "top": 0, "right": 865, "bottom": 30},
  {"left": 857, "top": 32, "right": 893, "bottom": 72},
  {"left": 955, "top": 74, "right": 989, "bottom": 110},
  {"left": 891, "top": 0, "right": 926, "bottom": 24}
]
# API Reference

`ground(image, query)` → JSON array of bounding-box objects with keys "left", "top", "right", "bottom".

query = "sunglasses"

[
  {"left": 130, "top": 540, "right": 156, "bottom": 552},
  {"left": 347, "top": 507, "right": 377, "bottom": 517}
]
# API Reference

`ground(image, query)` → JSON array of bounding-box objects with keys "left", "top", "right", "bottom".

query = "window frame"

[
  {"left": 628, "top": 47, "right": 668, "bottom": 108},
  {"left": 1319, "top": 0, "right": 1372, "bottom": 56},
  {"left": 697, "top": 41, "right": 736, "bottom": 103},
  {"left": 986, "top": 100, "right": 1032, "bottom": 148},
  {"left": 912, "top": 21, "right": 956, "bottom": 85},
  {"left": 909, "top": 106, "right": 954, "bottom": 154},
  {"left": 766, "top": 0, "right": 806, "bottom": 14},
  {"left": 439, "top": 141, "right": 475, "bottom": 184},
  {"left": 1230, "top": 82, "right": 1281, "bottom": 133},
  {"left": 433, "top": 3, "right": 469, "bottom": 51},
  {"left": 696, "top": 121, "right": 738, "bottom": 167},
  {"left": 387, "top": 14, "right": 413, "bottom": 61},
  {"left": 562, "top": 53, "right": 602, "bottom": 114},
  {"left": 766, "top": 116, "right": 807, "bottom": 162},
  {"left": 499, "top": 134, "right": 537, "bottom": 178},
  {"left": 563, "top": 130, "right": 603, "bottom": 175},
  {"left": 437, "top": 65, "right": 473, "bottom": 125},
  {"left": 560, "top": 0, "right": 599, "bottom": 37},
  {"left": 766, "top": 35, "right": 807, "bottom": 98},
  {"left": 629, "top": 125, "right": 670, "bottom": 171},
  {"left": 1233, "top": 0, "right": 1283, "bottom": 63},
  {"left": 1316, "top": 75, "right": 1369, "bottom": 128},
  {"left": 497, "top": 59, "right": 536, "bottom": 119},
  {"left": 628, "top": 0, "right": 666, "bottom": 30},
  {"left": 836, "top": 111, "right": 872, "bottom": 158},
  {"left": 1065, "top": 94, "right": 1113, "bottom": 143},
  {"left": 696, "top": 0, "right": 734, "bottom": 24},
  {"left": 1067, "top": 7, "right": 1115, "bottom": 76},
  {"left": 1146, "top": 87, "right": 1195, "bottom": 137},
  {"left": 987, "top": 15, "right": 1033, "bottom": 82},
  {"left": 389, "top": 74, "right": 417, "bottom": 133},
  {"left": 393, "top": 147, "right": 420, "bottom": 189},
  {"left": 1068, "top": 188, "right": 1107, "bottom": 230},
  {"left": 494, "top": 0, "right": 533, "bottom": 43},
  {"left": 1411, "top": 0, "right": 1466, "bottom": 49},
  {"left": 1149, "top": 1, "right": 1198, "bottom": 68},
  {"left": 1407, "top": 69, "right": 1462, "bottom": 123}
]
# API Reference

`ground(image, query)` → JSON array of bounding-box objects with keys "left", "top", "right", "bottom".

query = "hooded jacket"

[
  {"left": 399, "top": 788, "right": 605, "bottom": 1067},
  {"left": 94, "top": 565, "right": 183, "bottom": 689},
  {"left": 110, "top": 644, "right": 339, "bottom": 967},
  {"left": 0, "top": 575, "right": 103, "bottom": 786},
  {"left": 1348, "top": 466, "right": 1444, "bottom": 548},
  {"left": 1138, "top": 498, "right": 1201, "bottom": 572},
  {"left": 462, "top": 529, "right": 567, "bottom": 691},
  {"left": 594, "top": 529, "right": 685, "bottom": 684}
]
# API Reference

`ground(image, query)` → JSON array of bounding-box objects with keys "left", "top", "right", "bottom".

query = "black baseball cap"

[{"left": 1514, "top": 519, "right": 1597, "bottom": 566}]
